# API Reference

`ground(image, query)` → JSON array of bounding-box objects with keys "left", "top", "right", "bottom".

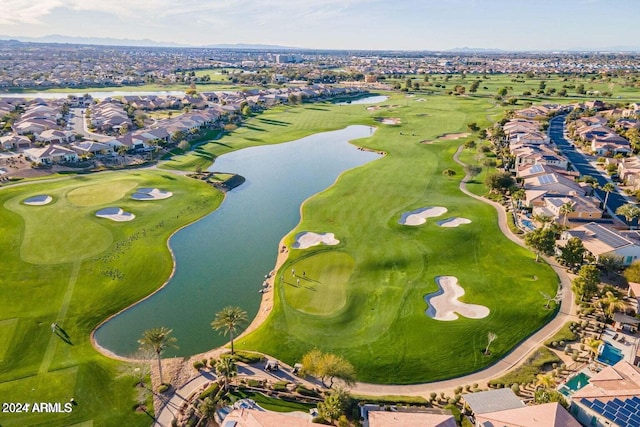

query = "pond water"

[
  {"left": 94, "top": 125, "right": 381, "bottom": 357},
  {"left": 335, "top": 95, "right": 388, "bottom": 105}
]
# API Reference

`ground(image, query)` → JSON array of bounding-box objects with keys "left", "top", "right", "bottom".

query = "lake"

[
  {"left": 335, "top": 95, "right": 388, "bottom": 105},
  {"left": 94, "top": 125, "right": 381, "bottom": 357}
]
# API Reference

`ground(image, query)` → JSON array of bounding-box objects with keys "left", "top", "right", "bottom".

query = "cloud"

[
  {"left": 0, "top": 0, "right": 378, "bottom": 25},
  {"left": 0, "top": 0, "right": 63, "bottom": 24}
]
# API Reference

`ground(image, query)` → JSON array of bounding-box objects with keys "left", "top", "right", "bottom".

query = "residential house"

[
  {"left": 71, "top": 141, "right": 113, "bottom": 157},
  {"left": 35, "top": 129, "right": 75, "bottom": 144},
  {"left": 618, "top": 157, "right": 640, "bottom": 189},
  {"left": 570, "top": 361, "right": 640, "bottom": 427},
  {"left": 0, "top": 134, "right": 31, "bottom": 151},
  {"left": 476, "top": 403, "right": 580, "bottom": 427},
  {"left": 220, "top": 408, "right": 325, "bottom": 426},
  {"left": 591, "top": 134, "right": 631, "bottom": 157},
  {"left": 559, "top": 222, "right": 640, "bottom": 265},
  {"left": 532, "top": 195, "right": 602, "bottom": 223},
  {"left": 368, "top": 411, "right": 457, "bottom": 427},
  {"left": 523, "top": 173, "right": 587, "bottom": 207},
  {"left": 24, "top": 144, "right": 78, "bottom": 164}
]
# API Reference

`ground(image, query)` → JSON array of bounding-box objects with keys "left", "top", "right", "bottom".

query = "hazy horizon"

[{"left": 1, "top": 0, "right": 639, "bottom": 51}]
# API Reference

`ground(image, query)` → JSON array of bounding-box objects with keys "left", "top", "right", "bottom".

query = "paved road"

[
  {"left": 549, "top": 115, "right": 631, "bottom": 222},
  {"left": 69, "top": 107, "right": 111, "bottom": 142}
]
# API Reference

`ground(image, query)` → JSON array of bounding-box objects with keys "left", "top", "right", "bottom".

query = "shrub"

[
  {"left": 296, "top": 385, "right": 320, "bottom": 397},
  {"left": 158, "top": 384, "right": 170, "bottom": 393},
  {"left": 193, "top": 361, "right": 205, "bottom": 370},
  {"left": 231, "top": 351, "right": 264, "bottom": 364},
  {"left": 272, "top": 381, "right": 289, "bottom": 392},
  {"left": 199, "top": 383, "right": 220, "bottom": 400},
  {"left": 247, "top": 379, "right": 263, "bottom": 388}
]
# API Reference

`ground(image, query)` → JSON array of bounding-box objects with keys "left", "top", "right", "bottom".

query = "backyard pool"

[
  {"left": 559, "top": 372, "right": 590, "bottom": 396},
  {"left": 597, "top": 342, "right": 624, "bottom": 366}
]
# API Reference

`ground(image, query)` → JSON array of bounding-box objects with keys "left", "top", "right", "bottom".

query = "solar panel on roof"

[
  {"left": 613, "top": 398, "right": 625, "bottom": 407},
  {"left": 584, "top": 223, "right": 630, "bottom": 248},
  {"left": 630, "top": 413, "right": 640, "bottom": 425},
  {"left": 619, "top": 407, "right": 632, "bottom": 417},
  {"left": 531, "top": 164, "right": 544, "bottom": 173},
  {"left": 632, "top": 396, "right": 640, "bottom": 405},
  {"left": 592, "top": 400, "right": 605, "bottom": 410}
]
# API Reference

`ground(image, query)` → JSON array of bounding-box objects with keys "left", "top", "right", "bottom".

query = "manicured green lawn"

[
  {"left": 3, "top": 78, "right": 619, "bottom": 422},
  {"left": 235, "top": 93, "right": 559, "bottom": 383},
  {"left": 0, "top": 170, "right": 222, "bottom": 427}
]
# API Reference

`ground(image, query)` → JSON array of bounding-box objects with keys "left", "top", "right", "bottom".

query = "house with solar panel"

[
  {"left": 569, "top": 361, "right": 640, "bottom": 427},
  {"left": 558, "top": 222, "right": 640, "bottom": 266},
  {"left": 462, "top": 388, "right": 581, "bottom": 427}
]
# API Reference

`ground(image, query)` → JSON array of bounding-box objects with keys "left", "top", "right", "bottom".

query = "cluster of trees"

[{"left": 138, "top": 306, "right": 248, "bottom": 386}]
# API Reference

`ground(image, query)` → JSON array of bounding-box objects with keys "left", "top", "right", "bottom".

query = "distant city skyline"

[{"left": 1, "top": 0, "right": 639, "bottom": 51}]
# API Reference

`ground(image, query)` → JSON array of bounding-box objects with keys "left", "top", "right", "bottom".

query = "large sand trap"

[
  {"left": 132, "top": 187, "right": 173, "bottom": 200},
  {"left": 425, "top": 276, "right": 490, "bottom": 321},
  {"left": 399, "top": 206, "right": 447, "bottom": 226},
  {"left": 24, "top": 195, "right": 52, "bottom": 206},
  {"left": 96, "top": 207, "right": 135, "bottom": 222},
  {"left": 375, "top": 117, "right": 402, "bottom": 125},
  {"left": 292, "top": 232, "right": 339, "bottom": 249},
  {"left": 437, "top": 217, "right": 472, "bottom": 228},
  {"left": 438, "top": 132, "right": 471, "bottom": 140}
]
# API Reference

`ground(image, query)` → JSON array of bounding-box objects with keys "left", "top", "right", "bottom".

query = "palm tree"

[
  {"left": 533, "top": 213, "right": 554, "bottom": 229},
  {"left": 137, "top": 327, "right": 178, "bottom": 385},
  {"left": 512, "top": 188, "right": 526, "bottom": 209},
  {"left": 601, "top": 182, "right": 615, "bottom": 211},
  {"left": 214, "top": 357, "right": 238, "bottom": 391},
  {"left": 211, "top": 306, "right": 247, "bottom": 355},
  {"left": 535, "top": 373, "right": 556, "bottom": 390},
  {"left": 616, "top": 203, "right": 640, "bottom": 227},
  {"left": 585, "top": 337, "right": 603, "bottom": 361},
  {"left": 560, "top": 202, "right": 575, "bottom": 227},
  {"left": 598, "top": 291, "right": 626, "bottom": 321}
]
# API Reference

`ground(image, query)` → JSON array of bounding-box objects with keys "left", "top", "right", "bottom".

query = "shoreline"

[{"left": 89, "top": 187, "right": 227, "bottom": 362}]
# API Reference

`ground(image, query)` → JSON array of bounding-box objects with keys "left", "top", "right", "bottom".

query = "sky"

[{"left": 0, "top": 0, "right": 639, "bottom": 51}]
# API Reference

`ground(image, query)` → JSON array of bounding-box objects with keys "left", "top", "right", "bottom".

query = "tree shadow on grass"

[
  {"left": 256, "top": 118, "right": 291, "bottom": 126},
  {"left": 243, "top": 124, "right": 266, "bottom": 132}
]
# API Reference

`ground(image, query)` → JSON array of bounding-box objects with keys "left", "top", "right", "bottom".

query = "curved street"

[{"left": 549, "top": 115, "right": 630, "bottom": 222}]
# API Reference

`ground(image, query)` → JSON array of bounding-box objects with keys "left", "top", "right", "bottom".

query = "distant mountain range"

[
  {"left": 1, "top": 35, "right": 639, "bottom": 53},
  {"left": 0, "top": 34, "right": 297, "bottom": 50}
]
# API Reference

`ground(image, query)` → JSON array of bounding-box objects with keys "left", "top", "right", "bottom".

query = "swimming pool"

[
  {"left": 559, "top": 372, "right": 590, "bottom": 396},
  {"left": 521, "top": 219, "right": 536, "bottom": 230},
  {"left": 597, "top": 342, "right": 624, "bottom": 366}
]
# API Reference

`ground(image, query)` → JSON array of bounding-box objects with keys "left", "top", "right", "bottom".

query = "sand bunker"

[
  {"left": 375, "top": 117, "right": 402, "bottom": 125},
  {"left": 24, "top": 195, "right": 52, "bottom": 206},
  {"left": 96, "top": 207, "right": 135, "bottom": 222},
  {"left": 292, "top": 232, "right": 340, "bottom": 249},
  {"left": 437, "top": 217, "right": 472, "bottom": 228},
  {"left": 131, "top": 188, "right": 173, "bottom": 200},
  {"left": 425, "top": 276, "right": 490, "bottom": 321},
  {"left": 438, "top": 132, "right": 471, "bottom": 140},
  {"left": 399, "top": 206, "right": 447, "bottom": 226}
]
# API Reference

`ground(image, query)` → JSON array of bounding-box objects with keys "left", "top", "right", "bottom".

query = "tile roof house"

[
  {"left": 221, "top": 408, "right": 325, "bottom": 426},
  {"left": 570, "top": 361, "right": 640, "bottom": 427},
  {"left": 476, "top": 402, "right": 580, "bottom": 427},
  {"left": 24, "top": 144, "right": 79, "bottom": 164},
  {"left": 368, "top": 410, "right": 457, "bottom": 427},
  {"left": 0, "top": 134, "right": 32, "bottom": 151},
  {"left": 559, "top": 222, "right": 640, "bottom": 265}
]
